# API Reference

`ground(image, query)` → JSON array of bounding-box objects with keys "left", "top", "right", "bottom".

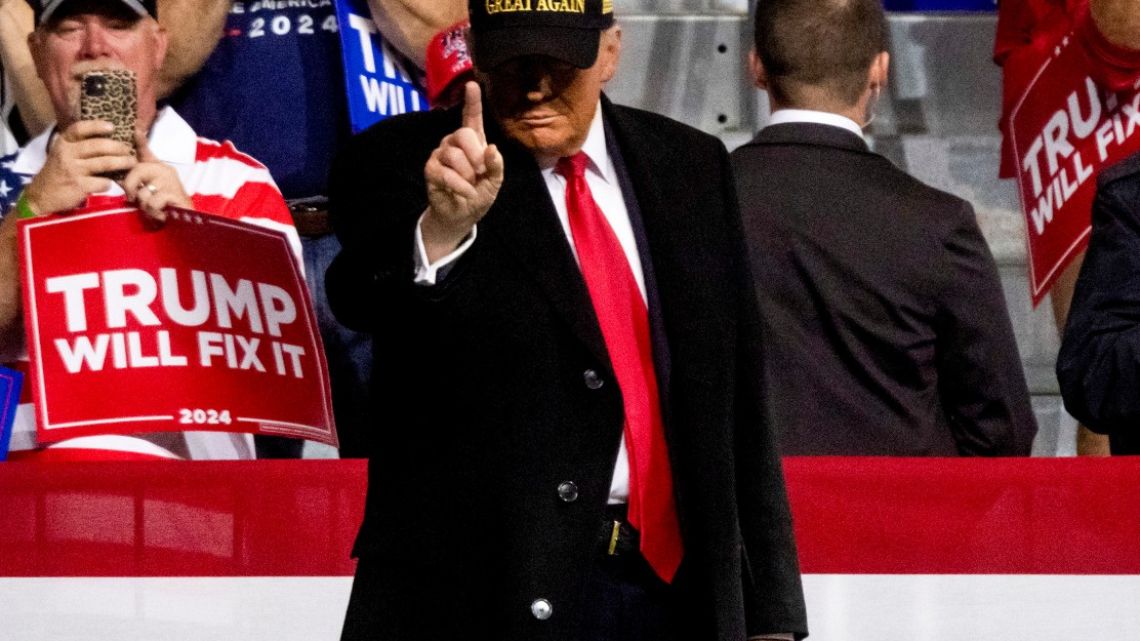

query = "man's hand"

[
  {"left": 422, "top": 81, "right": 504, "bottom": 263},
  {"left": 1091, "top": 0, "right": 1140, "bottom": 50},
  {"left": 120, "top": 130, "right": 191, "bottom": 225},
  {"left": 19, "top": 120, "right": 137, "bottom": 216}
]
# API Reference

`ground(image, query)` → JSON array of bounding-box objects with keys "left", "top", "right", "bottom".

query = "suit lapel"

[
  {"left": 482, "top": 128, "right": 612, "bottom": 368},
  {"left": 602, "top": 100, "right": 673, "bottom": 404},
  {"left": 478, "top": 99, "right": 678, "bottom": 394}
]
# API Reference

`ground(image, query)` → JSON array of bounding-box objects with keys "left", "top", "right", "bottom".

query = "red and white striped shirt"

[
  {"left": 11, "top": 106, "right": 302, "bottom": 258},
  {"left": 6, "top": 107, "right": 302, "bottom": 460}
]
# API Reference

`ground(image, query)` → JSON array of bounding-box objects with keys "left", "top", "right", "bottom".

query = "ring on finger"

[{"left": 144, "top": 183, "right": 158, "bottom": 195}]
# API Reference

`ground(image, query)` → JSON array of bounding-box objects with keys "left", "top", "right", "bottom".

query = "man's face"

[
  {"left": 480, "top": 27, "right": 621, "bottom": 162},
  {"left": 30, "top": 2, "right": 167, "bottom": 128}
]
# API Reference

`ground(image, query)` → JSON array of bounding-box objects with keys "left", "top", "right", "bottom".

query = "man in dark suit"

[
  {"left": 1058, "top": 151, "right": 1140, "bottom": 455},
  {"left": 732, "top": 0, "right": 1036, "bottom": 456},
  {"left": 327, "top": 1, "right": 806, "bottom": 640}
]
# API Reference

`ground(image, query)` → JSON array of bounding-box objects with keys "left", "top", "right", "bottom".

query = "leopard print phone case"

[{"left": 79, "top": 69, "right": 137, "bottom": 179}]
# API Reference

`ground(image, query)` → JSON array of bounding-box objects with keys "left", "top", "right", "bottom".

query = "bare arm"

[
  {"left": 366, "top": 0, "right": 466, "bottom": 69},
  {"left": 155, "top": 0, "right": 233, "bottom": 98},
  {"left": 1091, "top": 0, "right": 1140, "bottom": 50},
  {"left": 0, "top": 0, "right": 53, "bottom": 138}
]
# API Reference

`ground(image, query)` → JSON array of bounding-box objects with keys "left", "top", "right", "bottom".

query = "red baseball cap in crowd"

[{"left": 426, "top": 20, "right": 475, "bottom": 108}]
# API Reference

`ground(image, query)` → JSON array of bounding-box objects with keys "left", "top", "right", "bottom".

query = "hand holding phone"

[
  {"left": 121, "top": 130, "right": 192, "bottom": 225},
  {"left": 79, "top": 69, "right": 137, "bottom": 179},
  {"left": 16, "top": 70, "right": 140, "bottom": 216},
  {"left": 18, "top": 120, "right": 137, "bottom": 216}
]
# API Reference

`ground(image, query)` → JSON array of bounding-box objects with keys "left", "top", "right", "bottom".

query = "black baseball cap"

[
  {"left": 469, "top": 0, "right": 615, "bottom": 70},
  {"left": 33, "top": 0, "right": 157, "bottom": 26}
]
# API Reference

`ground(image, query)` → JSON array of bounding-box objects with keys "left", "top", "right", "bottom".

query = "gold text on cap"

[{"left": 485, "top": 0, "right": 587, "bottom": 14}]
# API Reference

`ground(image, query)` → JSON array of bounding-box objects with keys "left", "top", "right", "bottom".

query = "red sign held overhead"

[
  {"left": 19, "top": 206, "right": 337, "bottom": 448},
  {"left": 1010, "top": 33, "right": 1140, "bottom": 306}
]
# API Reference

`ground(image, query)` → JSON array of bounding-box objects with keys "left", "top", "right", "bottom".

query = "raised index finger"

[{"left": 461, "top": 81, "right": 486, "bottom": 146}]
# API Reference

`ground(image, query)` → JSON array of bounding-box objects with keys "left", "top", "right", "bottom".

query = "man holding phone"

[{"left": 0, "top": 0, "right": 299, "bottom": 460}]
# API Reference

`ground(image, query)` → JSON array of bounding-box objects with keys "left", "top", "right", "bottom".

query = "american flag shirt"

[{"left": 0, "top": 151, "right": 29, "bottom": 215}]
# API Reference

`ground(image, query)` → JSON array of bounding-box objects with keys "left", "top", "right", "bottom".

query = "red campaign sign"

[
  {"left": 1010, "top": 33, "right": 1140, "bottom": 305},
  {"left": 19, "top": 206, "right": 337, "bottom": 448}
]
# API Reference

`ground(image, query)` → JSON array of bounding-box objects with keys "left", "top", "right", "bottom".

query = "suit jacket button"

[
  {"left": 530, "top": 598, "right": 553, "bottom": 620},
  {"left": 557, "top": 481, "right": 579, "bottom": 503},
  {"left": 583, "top": 369, "right": 604, "bottom": 390}
]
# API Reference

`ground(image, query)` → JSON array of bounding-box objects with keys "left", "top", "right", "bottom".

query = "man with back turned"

[{"left": 733, "top": 0, "right": 1036, "bottom": 456}]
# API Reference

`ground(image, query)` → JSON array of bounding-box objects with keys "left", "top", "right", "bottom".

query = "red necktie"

[{"left": 556, "top": 152, "right": 683, "bottom": 583}]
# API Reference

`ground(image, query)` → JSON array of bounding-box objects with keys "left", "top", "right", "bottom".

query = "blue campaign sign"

[
  {"left": 0, "top": 366, "right": 23, "bottom": 461},
  {"left": 335, "top": 0, "right": 428, "bottom": 134}
]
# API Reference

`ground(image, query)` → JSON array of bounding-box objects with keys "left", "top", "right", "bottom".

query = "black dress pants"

[{"left": 574, "top": 545, "right": 679, "bottom": 641}]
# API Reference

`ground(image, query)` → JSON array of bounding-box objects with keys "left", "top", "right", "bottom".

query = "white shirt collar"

[
  {"left": 147, "top": 106, "right": 198, "bottom": 165},
  {"left": 579, "top": 101, "right": 611, "bottom": 182},
  {"left": 766, "top": 109, "right": 864, "bottom": 138},
  {"left": 13, "top": 106, "right": 197, "bottom": 175},
  {"left": 540, "top": 101, "right": 614, "bottom": 184}
]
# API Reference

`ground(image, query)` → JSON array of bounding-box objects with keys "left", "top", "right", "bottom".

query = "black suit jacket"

[
  {"left": 326, "top": 98, "right": 807, "bottom": 640},
  {"left": 731, "top": 122, "right": 1036, "bottom": 456},
  {"left": 1058, "top": 151, "right": 1140, "bottom": 454}
]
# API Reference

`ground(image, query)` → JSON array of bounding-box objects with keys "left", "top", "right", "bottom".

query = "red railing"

[{"left": 2, "top": 457, "right": 1139, "bottom": 577}]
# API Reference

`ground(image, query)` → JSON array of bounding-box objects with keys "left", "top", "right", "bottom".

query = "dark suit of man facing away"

[
  {"left": 732, "top": 0, "right": 1037, "bottom": 456},
  {"left": 328, "top": 1, "right": 807, "bottom": 639}
]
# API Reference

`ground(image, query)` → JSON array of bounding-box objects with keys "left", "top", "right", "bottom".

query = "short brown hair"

[{"left": 754, "top": 0, "right": 888, "bottom": 107}]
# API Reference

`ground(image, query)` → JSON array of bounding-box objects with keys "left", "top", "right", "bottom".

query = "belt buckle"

[
  {"left": 287, "top": 198, "right": 331, "bottom": 236},
  {"left": 607, "top": 520, "right": 621, "bottom": 556},
  {"left": 287, "top": 196, "right": 329, "bottom": 211}
]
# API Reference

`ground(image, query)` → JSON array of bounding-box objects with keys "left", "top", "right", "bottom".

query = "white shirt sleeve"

[{"left": 413, "top": 210, "right": 478, "bottom": 285}]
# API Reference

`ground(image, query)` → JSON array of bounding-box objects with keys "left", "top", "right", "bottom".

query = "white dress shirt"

[{"left": 766, "top": 108, "right": 864, "bottom": 138}]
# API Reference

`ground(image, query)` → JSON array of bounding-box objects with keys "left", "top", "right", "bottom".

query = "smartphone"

[{"left": 79, "top": 69, "right": 138, "bottom": 179}]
